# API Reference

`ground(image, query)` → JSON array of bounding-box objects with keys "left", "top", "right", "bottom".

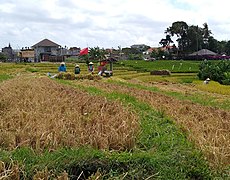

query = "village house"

[
  {"left": 32, "top": 39, "right": 61, "bottom": 62},
  {"left": 19, "top": 48, "right": 35, "bottom": 62},
  {"left": 66, "top": 47, "right": 81, "bottom": 56}
]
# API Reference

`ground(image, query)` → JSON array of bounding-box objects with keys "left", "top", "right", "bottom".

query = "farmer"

[
  {"left": 203, "top": 78, "right": 210, "bottom": 84},
  {"left": 98, "top": 60, "right": 107, "bottom": 76},
  {"left": 88, "top": 62, "right": 94, "bottom": 74},
  {"left": 74, "top": 64, "right": 81, "bottom": 74},
  {"left": 58, "top": 62, "right": 67, "bottom": 72}
]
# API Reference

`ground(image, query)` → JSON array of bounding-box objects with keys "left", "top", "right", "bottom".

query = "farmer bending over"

[
  {"left": 75, "top": 64, "right": 81, "bottom": 74},
  {"left": 88, "top": 62, "right": 94, "bottom": 74},
  {"left": 58, "top": 62, "right": 67, "bottom": 72}
]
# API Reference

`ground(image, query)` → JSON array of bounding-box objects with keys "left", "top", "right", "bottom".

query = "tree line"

[{"left": 160, "top": 21, "right": 230, "bottom": 57}]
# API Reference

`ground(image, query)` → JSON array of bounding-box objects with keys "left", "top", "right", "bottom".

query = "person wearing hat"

[
  {"left": 88, "top": 62, "right": 94, "bottom": 74},
  {"left": 203, "top": 78, "right": 210, "bottom": 84},
  {"left": 74, "top": 64, "right": 81, "bottom": 74},
  {"left": 58, "top": 62, "right": 67, "bottom": 72}
]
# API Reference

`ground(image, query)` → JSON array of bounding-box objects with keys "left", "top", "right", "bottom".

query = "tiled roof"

[
  {"left": 189, "top": 49, "right": 217, "bottom": 56},
  {"left": 32, "top": 39, "right": 60, "bottom": 47}
]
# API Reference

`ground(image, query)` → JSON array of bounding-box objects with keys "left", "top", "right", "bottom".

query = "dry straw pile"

[
  {"left": 56, "top": 72, "right": 102, "bottom": 81},
  {"left": 0, "top": 76, "right": 139, "bottom": 151}
]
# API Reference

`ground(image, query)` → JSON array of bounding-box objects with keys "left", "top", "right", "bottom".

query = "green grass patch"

[
  {"left": 107, "top": 79, "right": 230, "bottom": 110},
  {"left": 25, "top": 67, "right": 39, "bottom": 73},
  {"left": 0, "top": 145, "right": 215, "bottom": 179},
  {"left": 0, "top": 74, "right": 12, "bottom": 82},
  {"left": 133, "top": 73, "right": 198, "bottom": 84},
  {"left": 117, "top": 60, "right": 201, "bottom": 73}
]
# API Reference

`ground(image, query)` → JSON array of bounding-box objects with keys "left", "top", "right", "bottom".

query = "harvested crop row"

[
  {"left": 0, "top": 76, "right": 138, "bottom": 151},
  {"left": 74, "top": 80, "right": 230, "bottom": 168}
]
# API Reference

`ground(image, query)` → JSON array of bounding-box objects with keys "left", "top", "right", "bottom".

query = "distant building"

[
  {"left": 19, "top": 48, "right": 35, "bottom": 62},
  {"left": 66, "top": 47, "right": 81, "bottom": 56},
  {"left": 32, "top": 39, "right": 61, "bottom": 62},
  {"left": 2, "top": 43, "right": 14, "bottom": 61},
  {"left": 144, "top": 46, "right": 177, "bottom": 55},
  {"left": 131, "top": 44, "right": 149, "bottom": 51}
]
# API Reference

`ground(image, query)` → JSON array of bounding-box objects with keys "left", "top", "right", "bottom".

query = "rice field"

[
  {"left": 0, "top": 76, "right": 138, "bottom": 151},
  {"left": 73, "top": 80, "right": 230, "bottom": 167},
  {"left": 0, "top": 61, "right": 230, "bottom": 179}
]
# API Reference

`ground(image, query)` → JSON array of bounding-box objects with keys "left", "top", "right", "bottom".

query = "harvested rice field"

[{"left": 0, "top": 62, "right": 229, "bottom": 179}]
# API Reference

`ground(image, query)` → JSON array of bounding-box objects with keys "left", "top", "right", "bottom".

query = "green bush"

[{"left": 197, "top": 60, "right": 230, "bottom": 85}]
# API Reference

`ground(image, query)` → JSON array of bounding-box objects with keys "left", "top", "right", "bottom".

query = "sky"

[{"left": 0, "top": 0, "right": 230, "bottom": 50}]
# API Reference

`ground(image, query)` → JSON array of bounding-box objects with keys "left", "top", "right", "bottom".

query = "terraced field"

[{"left": 0, "top": 62, "right": 229, "bottom": 179}]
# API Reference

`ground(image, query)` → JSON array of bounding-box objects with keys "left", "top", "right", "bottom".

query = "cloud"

[{"left": 0, "top": 0, "right": 230, "bottom": 49}]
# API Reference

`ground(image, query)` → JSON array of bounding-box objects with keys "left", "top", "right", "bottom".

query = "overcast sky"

[{"left": 0, "top": 0, "right": 230, "bottom": 49}]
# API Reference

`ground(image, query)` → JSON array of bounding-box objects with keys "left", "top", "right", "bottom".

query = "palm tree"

[
  {"left": 202, "top": 23, "right": 212, "bottom": 49},
  {"left": 159, "top": 35, "right": 173, "bottom": 48}
]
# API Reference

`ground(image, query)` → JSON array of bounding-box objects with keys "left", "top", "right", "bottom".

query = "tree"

[
  {"left": 89, "top": 47, "right": 106, "bottom": 61},
  {"left": 207, "top": 36, "right": 219, "bottom": 53},
  {"left": 186, "top": 25, "right": 203, "bottom": 53},
  {"left": 217, "top": 40, "right": 227, "bottom": 54},
  {"left": 163, "top": 21, "right": 214, "bottom": 57},
  {"left": 202, "top": 23, "right": 212, "bottom": 49},
  {"left": 225, "top": 40, "right": 230, "bottom": 55},
  {"left": 122, "top": 48, "right": 132, "bottom": 55},
  {"left": 165, "top": 21, "right": 189, "bottom": 55},
  {"left": 159, "top": 35, "right": 173, "bottom": 47},
  {"left": 0, "top": 53, "right": 7, "bottom": 62}
]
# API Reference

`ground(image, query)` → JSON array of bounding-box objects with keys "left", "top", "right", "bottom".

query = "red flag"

[{"left": 80, "top": 47, "right": 88, "bottom": 55}]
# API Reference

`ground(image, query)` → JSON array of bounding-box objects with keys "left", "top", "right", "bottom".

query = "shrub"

[{"left": 197, "top": 60, "right": 230, "bottom": 85}]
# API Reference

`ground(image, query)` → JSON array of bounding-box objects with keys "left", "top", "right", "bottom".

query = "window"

[{"left": 44, "top": 47, "right": 51, "bottom": 52}]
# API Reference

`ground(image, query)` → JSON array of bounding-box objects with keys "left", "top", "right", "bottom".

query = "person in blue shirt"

[{"left": 58, "top": 62, "right": 67, "bottom": 72}]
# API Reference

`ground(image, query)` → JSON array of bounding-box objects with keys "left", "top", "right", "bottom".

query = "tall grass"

[{"left": 0, "top": 74, "right": 12, "bottom": 83}]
